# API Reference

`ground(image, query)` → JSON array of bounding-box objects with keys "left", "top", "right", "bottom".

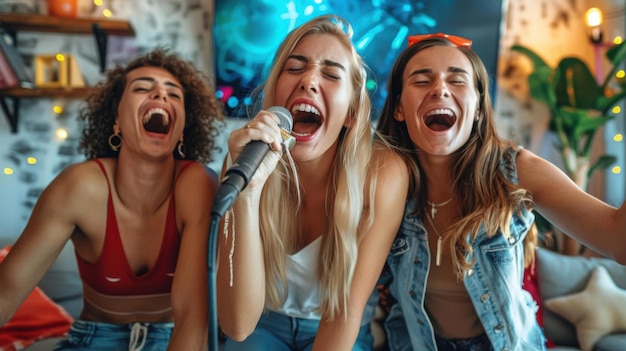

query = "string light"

[
  {"left": 3, "top": 168, "right": 13, "bottom": 175},
  {"left": 27, "top": 157, "right": 37, "bottom": 165},
  {"left": 56, "top": 128, "right": 68, "bottom": 140},
  {"left": 53, "top": 105, "right": 64, "bottom": 114},
  {"left": 614, "top": 134, "right": 623, "bottom": 142},
  {"left": 612, "top": 166, "right": 622, "bottom": 174}
]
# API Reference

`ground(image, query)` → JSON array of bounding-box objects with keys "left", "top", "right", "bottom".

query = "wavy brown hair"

[{"left": 78, "top": 47, "right": 224, "bottom": 164}]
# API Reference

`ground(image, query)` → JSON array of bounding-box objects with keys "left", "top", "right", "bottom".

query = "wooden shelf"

[
  {"left": 0, "top": 14, "right": 135, "bottom": 133},
  {"left": 0, "top": 86, "right": 97, "bottom": 99},
  {"left": 0, "top": 13, "right": 135, "bottom": 37}
]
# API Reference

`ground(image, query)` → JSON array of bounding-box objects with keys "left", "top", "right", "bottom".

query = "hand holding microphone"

[{"left": 211, "top": 106, "right": 294, "bottom": 218}]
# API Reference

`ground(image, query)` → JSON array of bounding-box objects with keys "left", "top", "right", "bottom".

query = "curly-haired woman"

[{"left": 0, "top": 47, "right": 223, "bottom": 351}]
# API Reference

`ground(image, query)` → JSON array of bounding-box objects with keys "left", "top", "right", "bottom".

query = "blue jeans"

[
  {"left": 224, "top": 310, "right": 374, "bottom": 351},
  {"left": 53, "top": 319, "right": 174, "bottom": 351}
]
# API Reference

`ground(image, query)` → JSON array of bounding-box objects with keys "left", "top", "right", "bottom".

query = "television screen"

[{"left": 214, "top": 0, "right": 504, "bottom": 118}]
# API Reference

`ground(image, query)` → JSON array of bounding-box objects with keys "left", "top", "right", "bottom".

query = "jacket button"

[
  {"left": 480, "top": 293, "right": 489, "bottom": 302},
  {"left": 508, "top": 237, "right": 516, "bottom": 244},
  {"left": 467, "top": 269, "right": 474, "bottom": 276},
  {"left": 494, "top": 325, "right": 504, "bottom": 333}
]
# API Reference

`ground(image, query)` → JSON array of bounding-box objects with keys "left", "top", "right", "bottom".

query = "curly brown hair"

[{"left": 78, "top": 47, "right": 224, "bottom": 164}]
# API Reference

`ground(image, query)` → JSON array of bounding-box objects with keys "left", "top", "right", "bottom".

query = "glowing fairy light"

[
  {"left": 53, "top": 105, "right": 64, "bottom": 114},
  {"left": 3, "top": 168, "right": 13, "bottom": 175},
  {"left": 56, "top": 128, "right": 68, "bottom": 140},
  {"left": 27, "top": 157, "right": 37, "bottom": 165}
]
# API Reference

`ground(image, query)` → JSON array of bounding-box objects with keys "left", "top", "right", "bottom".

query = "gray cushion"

[
  {"left": 593, "top": 334, "right": 626, "bottom": 351},
  {"left": 536, "top": 247, "right": 626, "bottom": 347}
]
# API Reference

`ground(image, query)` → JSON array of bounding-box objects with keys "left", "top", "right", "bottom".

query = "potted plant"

[{"left": 511, "top": 41, "right": 626, "bottom": 254}]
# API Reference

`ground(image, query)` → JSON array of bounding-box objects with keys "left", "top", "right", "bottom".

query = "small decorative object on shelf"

[
  {"left": 34, "top": 53, "right": 84, "bottom": 88},
  {"left": 47, "top": 0, "right": 78, "bottom": 18}
]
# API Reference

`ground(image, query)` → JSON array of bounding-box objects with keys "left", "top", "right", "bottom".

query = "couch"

[
  {"left": 0, "top": 239, "right": 226, "bottom": 351},
  {"left": 534, "top": 247, "right": 626, "bottom": 351},
  {"left": 3, "top": 237, "right": 625, "bottom": 351},
  {"left": 0, "top": 239, "right": 81, "bottom": 350},
  {"left": 371, "top": 247, "right": 626, "bottom": 351}
]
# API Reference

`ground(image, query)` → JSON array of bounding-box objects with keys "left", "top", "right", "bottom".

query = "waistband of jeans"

[
  {"left": 435, "top": 333, "right": 491, "bottom": 351},
  {"left": 73, "top": 319, "right": 175, "bottom": 331}
]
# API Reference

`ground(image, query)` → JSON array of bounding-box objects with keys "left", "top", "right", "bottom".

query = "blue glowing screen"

[{"left": 214, "top": 0, "right": 503, "bottom": 118}]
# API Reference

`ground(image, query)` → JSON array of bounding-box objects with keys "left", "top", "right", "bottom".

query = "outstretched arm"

[
  {"left": 516, "top": 148, "right": 626, "bottom": 263},
  {"left": 312, "top": 147, "right": 409, "bottom": 350}
]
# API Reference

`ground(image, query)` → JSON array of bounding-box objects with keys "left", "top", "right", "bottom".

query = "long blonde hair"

[
  {"left": 376, "top": 38, "right": 534, "bottom": 278},
  {"left": 254, "top": 15, "right": 373, "bottom": 320}
]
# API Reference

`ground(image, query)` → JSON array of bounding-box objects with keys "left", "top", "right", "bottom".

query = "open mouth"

[
  {"left": 291, "top": 103, "right": 322, "bottom": 137},
  {"left": 142, "top": 107, "right": 171, "bottom": 134},
  {"left": 424, "top": 108, "right": 456, "bottom": 131}
]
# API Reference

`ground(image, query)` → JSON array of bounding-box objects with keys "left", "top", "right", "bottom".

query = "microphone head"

[{"left": 268, "top": 106, "right": 293, "bottom": 133}]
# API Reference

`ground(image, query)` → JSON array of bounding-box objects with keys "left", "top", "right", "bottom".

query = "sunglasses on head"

[{"left": 407, "top": 33, "right": 472, "bottom": 48}]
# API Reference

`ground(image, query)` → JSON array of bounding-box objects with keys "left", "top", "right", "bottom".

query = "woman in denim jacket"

[{"left": 375, "top": 33, "right": 626, "bottom": 351}]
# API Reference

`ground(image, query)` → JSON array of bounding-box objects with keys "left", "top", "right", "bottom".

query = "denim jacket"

[{"left": 384, "top": 148, "right": 546, "bottom": 351}]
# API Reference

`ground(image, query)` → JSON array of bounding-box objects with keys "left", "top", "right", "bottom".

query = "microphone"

[{"left": 211, "top": 106, "right": 295, "bottom": 218}]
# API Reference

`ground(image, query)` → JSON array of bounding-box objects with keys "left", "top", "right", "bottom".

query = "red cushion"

[
  {"left": 0, "top": 246, "right": 73, "bottom": 351},
  {"left": 523, "top": 252, "right": 556, "bottom": 348}
]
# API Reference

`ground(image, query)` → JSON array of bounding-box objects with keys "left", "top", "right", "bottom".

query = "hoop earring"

[
  {"left": 177, "top": 140, "right": 186, "bottom": 158},
  {"left": 108, "top": 133, "right": 121, "bottom": 151}
]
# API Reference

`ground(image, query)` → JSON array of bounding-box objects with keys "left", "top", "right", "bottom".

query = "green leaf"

[
  {"left": 554, "top": 58, "right": 600, "bottom": 109},
  {"left": 573, "top": 114, "right": 613, "bottom": 140},
  {"left": 601, "top": 41, "right": 626, "bottom": 91},
  {"left": 588, "top": 155, "right": 617, "bottom": 179},
  {"left": 511, "top": 45, "right": 550, "bottom": 69},
  {"left": 597, "top": 91, "right": 626, "bottom": 114}
]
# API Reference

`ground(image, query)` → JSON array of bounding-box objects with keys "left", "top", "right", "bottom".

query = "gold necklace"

[
  {"left": 425, "top": 213, "right": 443, "bottom": 266},
  {"left": 426, "top": 195, "right": 453, "bottom": 219}
]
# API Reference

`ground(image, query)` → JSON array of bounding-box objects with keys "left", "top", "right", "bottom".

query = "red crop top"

[{"left": 75, "top": 159, "right": 192, "bottom": 296}]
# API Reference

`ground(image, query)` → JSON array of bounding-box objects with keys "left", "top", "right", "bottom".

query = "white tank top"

[{"left": 273, "top": 237, "right": 322, "bottom": 319}]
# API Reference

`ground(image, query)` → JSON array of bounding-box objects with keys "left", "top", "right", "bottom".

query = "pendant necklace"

[
  {"left": 425, "top": 213, "right": 444, "bottom": 266},
  {"left": 425, "top": 194, "right": 452, "bottom": 266},
  {"left": 426, "top": 195, "right": 453, "bottom": 220}
]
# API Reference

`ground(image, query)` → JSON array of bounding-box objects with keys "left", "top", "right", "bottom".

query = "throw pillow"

[
  {"left": 535, "top": 247, "right": 626, "bottom": 346},
  {"left": 0, "top": 245, "right": 73, "bottom": 351},
  {"left": 544, "top": 266, "right": 626, "bottom": 351},
  {"left": 522, "top": 258, "right": 556, "bottom": 348}
]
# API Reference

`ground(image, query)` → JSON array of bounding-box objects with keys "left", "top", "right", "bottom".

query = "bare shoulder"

[
  {"left": 47, "top": 159, "right": 107, "bottom": 199},
  {"left": 371, "top": 144, "right": 409, "bottom": 179},
  {"left": 176, "top": 161, "right": 218, "bottom": 184},
  {"left": 174, "top": 161, "right": 218, "bottom": 198},
  {"left": 515, "top": 148, "right": 571, "bottom": 191}
]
